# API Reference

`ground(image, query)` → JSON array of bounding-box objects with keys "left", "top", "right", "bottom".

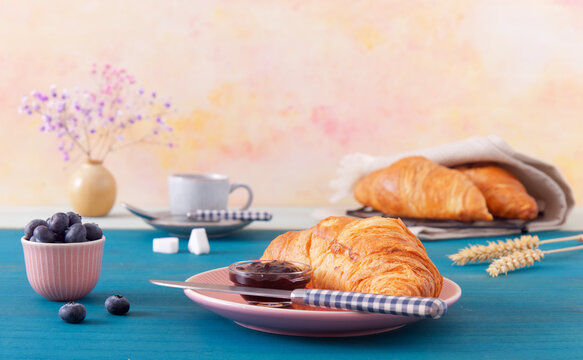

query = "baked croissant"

[
  {"left": 455, "top": 163, "right": 538, "bottom": 220},
  {"left": 353, "top": 156, "right": 493, "bottom": 222},
  {"left": 261, "top": 216, "right": 443, "bottom": 298}
]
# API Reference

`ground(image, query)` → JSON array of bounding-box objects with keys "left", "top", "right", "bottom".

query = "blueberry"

[
  {"left": 84, "top": 223, "right": 103, "bottom": 241},
  {"left": 66, "top": 212, "right": 82, "bottom": 226},
  {"left": 24, "top": 219, "right": 48, "bottom": 240},
  {"left": 105, "top": 295, "right": 130, "bottom": 315},
  {"left": 29, "top": 236, "right": 38, "bottom": 243},
  {"left": 47, "top": 212, "right": 69, "bottom": 235},
  {"left": 33, "top": 225, "right": 56, "bottom": 243},
  {"left": 65, "top": 223, "right": 87, "bottom": 243},
  {"left": 59, "top": 302, "right": 86, "bottom": 323}
]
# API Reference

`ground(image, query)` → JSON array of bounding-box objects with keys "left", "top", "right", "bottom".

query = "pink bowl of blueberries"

[{"left": 21, "top": 211, "right": 105, "bottom": 302}]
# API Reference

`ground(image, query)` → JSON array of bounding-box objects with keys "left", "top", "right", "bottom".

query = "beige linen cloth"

[{"left": 329, "top": 135, "right": 575, "bottom": 240}]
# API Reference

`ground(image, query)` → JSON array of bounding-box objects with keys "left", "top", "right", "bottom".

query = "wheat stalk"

[
  {"left": 487, "top": 249, "right": 544, "bottom": 277},
  {"left": 486, "top": 244, "right": 583, "bottom": 277},
  {"left": 448, "top": 234, "right": 583, "bottom": 265},
  {"left": 449, "top": 235, "right": 540, "bottom": 265}
]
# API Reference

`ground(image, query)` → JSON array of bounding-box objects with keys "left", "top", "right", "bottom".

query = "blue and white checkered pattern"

[
  {"left": 188, "top": 209, "right": 273, "bottom": 222},
  {"left": 301, "top": 289, "right": 447, "bottom": 319}
]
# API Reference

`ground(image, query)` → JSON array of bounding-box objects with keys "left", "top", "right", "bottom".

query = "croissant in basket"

[
  {"left": 261, "top": 216, "right": 443, "bottom": 298},
  {"left": 454, "top": 163, "right": 538, "bottom": 220},
  {"left": 353, "top": 156, "right": 494, "bottom": 222}
]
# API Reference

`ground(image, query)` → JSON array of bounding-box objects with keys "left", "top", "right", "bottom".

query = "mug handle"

[{"left": 229, "top": 183, "right": 253, "bottom": 210}]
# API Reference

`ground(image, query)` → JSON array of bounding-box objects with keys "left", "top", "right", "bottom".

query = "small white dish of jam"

[{"left": 228, "top": 260, "right": 311, "bottom": 307}]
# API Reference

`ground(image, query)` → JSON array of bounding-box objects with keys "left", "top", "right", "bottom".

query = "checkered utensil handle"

[
  {"left": 290, "top": 289, "right": 447, "bottom": 319},
  {"left": 187, "top": 210, "right": 273, "bottom": 221}
]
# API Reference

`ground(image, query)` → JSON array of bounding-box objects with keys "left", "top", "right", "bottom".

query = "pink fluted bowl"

[{"left": 21, "top": 236, "right": 105, "bottom": 301}]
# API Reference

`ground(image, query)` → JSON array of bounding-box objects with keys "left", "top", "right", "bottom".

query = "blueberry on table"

[
  {"left": 47, "top": 212, "right": 69, "bottom": 235},
  {"left": 24, "top": 219, "right": 48, "bottom": 240},
  {"left": 105, "top": 295, "right": 130, "bottom": 315},
  {"left": 59, "top": 302, "right": 86, "bottom": 323},
  {"left": 65, "top": 223, "right": 87, "bottom": 243},
  {"left": 66, "top": 211, "right": 82, "bottom": 226},
  {"left": 33, "top": 225, "right": 56, "bottom": 243},
  {"left": 84, "top": 223, "right": 103, "bottom": 241}
]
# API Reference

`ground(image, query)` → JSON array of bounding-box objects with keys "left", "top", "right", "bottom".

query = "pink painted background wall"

[{"left": 1, "top": 1, "right": 583, "bottom": 208}]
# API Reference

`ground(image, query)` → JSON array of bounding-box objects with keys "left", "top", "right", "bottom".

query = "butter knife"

[
  {"left": 150, "top": 280, "right": 447, "bottom": 319},
  {"left": 186, "top": 210, "right": 273, "bottom": 222}
]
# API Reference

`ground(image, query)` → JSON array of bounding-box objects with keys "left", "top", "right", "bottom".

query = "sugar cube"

[
  {"left": 188, "top": 228, "right": 210, "bottom": 255},
  {"left": 153, "top": 237, "right": 179, "bottom": 254}
]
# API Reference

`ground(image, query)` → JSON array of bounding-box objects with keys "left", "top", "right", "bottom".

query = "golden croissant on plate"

[
  {"left": 261, "top": 216, "right": 443, "bottom": 298},
  {"left": 353, "top": 156, "right": 494, "bottom": 222},
  {"left": 454, "top": 163, "right": 538, "bottom": 220}
]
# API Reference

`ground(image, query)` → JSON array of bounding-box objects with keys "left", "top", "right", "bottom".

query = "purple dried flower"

[{"left": 21, "top": 63, "right": 175, "bottom": 162}]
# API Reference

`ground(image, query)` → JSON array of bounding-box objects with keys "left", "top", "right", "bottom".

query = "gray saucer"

[{"left": 121, "top": 202, "right": 253, "bottom": 238}]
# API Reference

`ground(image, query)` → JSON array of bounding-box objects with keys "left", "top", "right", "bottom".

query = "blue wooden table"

[{"left": 1, "top": 227, "right": 582, "bottom": 360}]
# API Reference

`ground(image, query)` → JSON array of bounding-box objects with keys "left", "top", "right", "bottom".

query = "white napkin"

[{"left": 329, "top": 135, "right": 575, "bottom": 240}]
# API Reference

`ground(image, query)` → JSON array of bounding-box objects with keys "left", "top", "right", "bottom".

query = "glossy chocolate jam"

[{"left": 228, "top": 260, "right": 311, "bottom": 305}]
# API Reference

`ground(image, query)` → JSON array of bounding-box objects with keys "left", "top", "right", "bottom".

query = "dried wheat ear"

[
  {"left": 487, "top": 244, "right": 583, "bottom": 277},
  {"left": 448, "top": 234, "right": 583, "bottom": 266}
]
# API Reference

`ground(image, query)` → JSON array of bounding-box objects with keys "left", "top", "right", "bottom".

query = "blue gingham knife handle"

[
  {"left": 290, "top": 289, "right": 447, "bottom": 319},
  {"left": 187, "top": 210, "right": 273, "bottom": 221}
]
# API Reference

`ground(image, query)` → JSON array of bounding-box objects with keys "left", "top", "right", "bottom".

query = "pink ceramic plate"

[{"left": 184, "top": 267, "right": 462, "bottom": 337}]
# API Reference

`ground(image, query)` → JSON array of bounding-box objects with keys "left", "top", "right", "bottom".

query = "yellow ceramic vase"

[{"left": 68, "top": 160, "right": 117, "bottom": 217}]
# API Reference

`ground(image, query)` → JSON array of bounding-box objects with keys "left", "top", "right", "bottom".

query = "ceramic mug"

[{"left": 168, "top": 174, "right": 253, "bottom": 215}]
